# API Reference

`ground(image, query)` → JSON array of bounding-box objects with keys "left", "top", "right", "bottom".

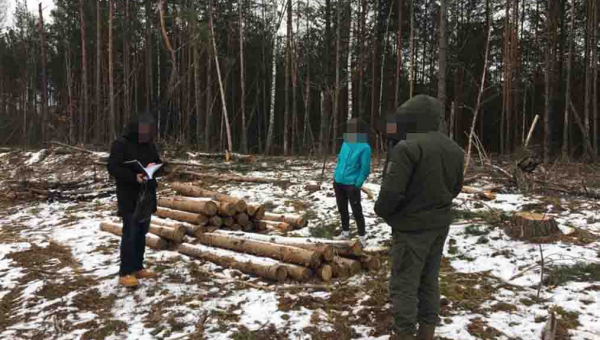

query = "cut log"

[
  {"left": 178, "top": 243, "right": 287, "bottom": 282},
  {"left": 358, "top": 255, "right": 381, "bottom": 271},
  {"left": 155, "top": 207, "right": 207, "bottom": 225},
  {"left": 246, "top": 204, "right": 258, "bottom": 216},
  {"left": 217, "top": 202, "right": 236, "bottom": 217},
  {"left": 461, "top": 186, "right": 496, "bottom": 200},
  {"left": 171, "top": 183, "right": 247, "bottom": 212},
  {"left": 195, "top": 233, "right": 322, "bottom": 268},
  {"left": 151, "top": 217, "right": 201, "bottom": 237},
  {"left": 334, "top": 256, "right": 361, "bottom": 275},
  {"left": 279, "top": 263, "right": 312, "bottom": 282},
  {"left": 242, "top": 222, "right": 254, "bottom": 232},
  {"left": 157, "top": 196, "right": 218, "bottom": 216},
  {"left": 213, "top": 230, "right": 335, "bottom": 261},
  {"left": 262, "top": 220, "right": 293, "bottom": 232},
  {"left": 209, "top": 215, "right": 223, "bottom": 227},
  {"left": 229, "top": 224, "right": 242, "bottom": 231},
  {"left": 252, "top": 219, "right": 267, "bottom": 232},
  {"left": 316, "top": 264, "right": 333, "bottom": 282},
  {"left": 180, "top": 171, "right": 288, "bottom": 185},
  {"left": 329, "top": 259, "right": 350, "bottom": 278},
  {"left": 262, "top": 212, "right": 307, "bottom": 229},
  {"left": 100, "top": 222, "right": 168, "bottom": 250},
  {"left": 149, "top": 224, "right": 185, "bottom": 243},
  {"left": 223, "top": 216, "right": 234, "bottom": 227},
  {"left": 247, "top": 204, "right": 266, "bottom": 220},
  {"left": 234, "top": 212, "right": 249, "bottom": 226},
  {"left": 504, "top": 212, "right": 562, "bottom": 241}
]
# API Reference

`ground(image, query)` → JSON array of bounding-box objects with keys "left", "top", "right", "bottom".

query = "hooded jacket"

[
  {"left": 333, "top": 119, "right": 372, "bottom": 188},
  {"left": 374, "top": 95, "right": 464, "bottom": 231},
  {"left": 107, "top": 113, "right": 162, "bottom": 216}
]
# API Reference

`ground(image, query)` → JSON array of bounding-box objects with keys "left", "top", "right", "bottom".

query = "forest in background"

[{"left": 0, "top": 0, "right": 599, "bottom": 162}]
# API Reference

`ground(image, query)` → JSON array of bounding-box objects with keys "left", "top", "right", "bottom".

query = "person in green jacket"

[
  {"left": 333, "top": 118, "right": 372, "bottom": 241},
  {"left": 375, "top": 95, "right": 464, "bottom": 340}
]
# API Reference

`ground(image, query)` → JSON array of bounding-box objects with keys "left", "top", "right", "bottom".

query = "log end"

[
  {"left": 204, "top": 200, "right": 219, "bottom": 216},
  {"left": 322, "top": 246, "right": 334, "bottom": 262},
  {"left": 272, "top": 266, "right": 288, "bottom": 282},
  {"left": 317, "top": 265, "right": 333, "bottom": 282},
  {"left": 235, "top": 200, "right": 248, "bottom": 213}
]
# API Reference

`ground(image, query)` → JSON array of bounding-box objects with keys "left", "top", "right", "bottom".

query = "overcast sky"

[{"left": 4, "top": 0, "right": 55, "bottom": 28}]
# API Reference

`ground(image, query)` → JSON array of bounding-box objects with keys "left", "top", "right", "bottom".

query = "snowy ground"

[{"left": 1, "top": 149, "right": 600, "bottom": 339}]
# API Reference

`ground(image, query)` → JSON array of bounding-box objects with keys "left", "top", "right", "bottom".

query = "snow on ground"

[{"left": 1, "top": 150, "right": 600, "bottom": 339}]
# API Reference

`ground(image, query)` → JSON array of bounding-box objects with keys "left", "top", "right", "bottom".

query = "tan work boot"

[
  {"left": 417, "top": 322, "right": 435, "bottom": 340},
  {"left": 134, "top": 269, "right": 157, "bottom": 279},
  {"left": 119, "top": 275, "right": 139, "bottom": 288}
]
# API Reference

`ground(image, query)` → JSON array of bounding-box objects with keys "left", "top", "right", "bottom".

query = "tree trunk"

[
  {"left": 158, "top": 197, "right": 218, "bottom": 216},
  {"left": 196, "top": 232, "right": 322, "bottom": 268},
  {"left": 283, "top": 0, "right": 292, "bottom": 155},
  {"left": 239, "top": 0, "right": 248, "bottom": 154},
  {"left": 302, "top": 0, "right": 312, "bottom": 148},
  {"left": 96, "top": 0, "right": 102, "bottom": 143},
  {"left": 438, "top": 0, "right": 448, "bottom": 133},
  {"left": 152, "top": 217, "right": 201, "bottom": 237},
  {"left": 66, "top": 52, "right": 74, "bottom": 144},
  {"left": 347, "top": 0, "right": 354, "bottom": 121},
  {"left": 408, "top": 0, "right": 415, "bottom": 98},
  {"left": 155, "top": 207, "right": 209, "bottom": 226},
  {"left": 123, "top": 0, "right": 130, "bottom": 125},
  {"left": 38, "top": 3, "right": 49, "bottom": 142},
  {"left": 395, "top": 0, "right": 403, "bottom": 109},
  {"left": 209, "top": 0, "right": 233, "bottom": 153},
  {"left": 149, "top": 224, "right": 186, "bottom": 243},
  {"left": 319, "top": 89, "right": 329, "bottom": 155},
  {"left": 160, "top": 0, "right": 178, "bottom": 101},
  {"left": 214, "top": 230, "right": 335, "bottom": 261},
  {"left": 206, "top": 7, "right": 213, "bottom": 151},
  {"left": 179, "top": 243, "right": 288, "bottom": 282},
  {"left": 358, "top": 0, "right": 366, "bottom": 121},
  {"left": 108, "top": 0, "right": 115, "bottom": 141},
  {"left": 592, "top": 0, "right": 598, "bottom": 155},
  {"left": 584, "top": 0, "right": 593, "bottom": 158},
  {"left": 101, "top": 222, "right": 168, "bottom": 250},
  {"left": 544, "top": 0, "right": 557, "bottom": 163},
  {"left": 194, "top": 40, "right": 203, "bottom": 147},
  {"left": 266, "top": 37, "right": 278, "bottom": 155},
  {"left": 562, "top": 0, "right": 575, "bottom": 159},
  {"left": 332, "top": 0, "right": 342, "bottom": 153},
  {"left": 80, "top": 0, "right": 89, "bottom": 144},
  {"left": 504, "top": 212, "right": 562, "bottom": 240},
  {"left": 145, "top": 0, "right": 152, "bottom": 113},
  {"left": 171, "top": 183, "right": 247, "bottom": 212}
]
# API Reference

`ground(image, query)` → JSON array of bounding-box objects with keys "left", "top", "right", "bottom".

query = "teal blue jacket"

[{"left": 334, "top": 141, "right": 372, "bottom": 188}]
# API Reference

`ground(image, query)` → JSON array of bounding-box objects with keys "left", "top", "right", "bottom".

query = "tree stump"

[{"left": 504, "top": 212, "right": 562, "bottom": 240}]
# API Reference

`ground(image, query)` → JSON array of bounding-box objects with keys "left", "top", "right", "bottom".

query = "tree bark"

[
  {"left": 158, "top": 197, "right": 218, "bottom": 216},
  {"left": 155, "top": 207, "right": 209, "bottom": 225},
  {"left": 38, "top": 3, "right": 48, "bottom": 142},
  {"left": 196, "top": 232, "right": 322, "bottom": 268},
  {"left": 101, "top": 222, "right": 168, "bottom": 250},
  {"left": 239, "top": 0, "right": 248, "bottom": 153},
  {"left": 149, "top": 223, "right": 186, "bottom": 243},
  {"left": 584, "top": 0, "right": 593, "bottom": 157},
  {"left": 96, "top": 0, "right": 102, "bottom": 142},
  {"left": 592, "top": 0, "right": 599, "bottom": 155},
  {"left": 408, "top": 0, "right": 415, "bottom": 98},
  {"left": 262, "top": 212, "right": 307, "bottom": 228},
  {"left": 80, "top": 0, "right": 89, "bottom": 143},
  {"left": 179, "top": 243, "right": 288, "bottom": 282},
  {"left": 214, "top": 230, "right": 335, "bottom": 261},
  {"left": 437, "top": 0, "right": 448, "bottom": 132},
  {"left": 108, "top": 0, "right": 115, "bottom": 141},
  {"left": 562, "top": 0, "right": 575, "bottom": 159},
  {"left": 333, "top": 0, "right": 342, "bottom": 152},
  {"left": 395, "top": 0, "right": 403, "bottom": 109},
  {"left": 347, "top": 0, "right": 354, "bottom": 121},
  {"left": 171, "top": 183, "right": 247, "bottom": 212},
  {"left": 284, "top": 0, "right": 292, "bottom": 155}
]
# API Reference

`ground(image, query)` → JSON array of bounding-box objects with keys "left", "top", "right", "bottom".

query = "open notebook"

[{"left": 123, "top": 160, "right": 162, "bottom": 180}]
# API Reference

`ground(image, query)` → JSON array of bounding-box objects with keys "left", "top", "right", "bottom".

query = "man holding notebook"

[{"left": 108, "top": 111, "right": 163, "bottom": 288}]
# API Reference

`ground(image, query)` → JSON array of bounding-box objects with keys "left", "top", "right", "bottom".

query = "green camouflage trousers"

[{"left": 389, "top": 226, "right": 449, "bottom": 335}]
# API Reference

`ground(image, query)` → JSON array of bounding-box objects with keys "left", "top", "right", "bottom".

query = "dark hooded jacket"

[
  {"left": 374, "top": 95, "right": 464, "bottom": 232},
  {"left": 107, "top": 113, "right": 162, "bottom": 217}
]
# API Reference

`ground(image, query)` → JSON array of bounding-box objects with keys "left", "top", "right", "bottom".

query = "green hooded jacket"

[{"left": 374, "top": 95, "right": 464, "bottom": 232}]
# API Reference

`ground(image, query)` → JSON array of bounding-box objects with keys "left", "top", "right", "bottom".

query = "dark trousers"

[
  {"left": 389, "top": 226, "right": 450, "bottom": 335},
  {"left": 119, "top": 212, "right": 150, "bottom": 277},
  {"left": 333, "top": 182, "right": 366, "bottom": 236}
]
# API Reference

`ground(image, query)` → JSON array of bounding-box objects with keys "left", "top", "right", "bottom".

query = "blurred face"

[{"left": 138, "top": 123, "right": 152, "bottom": 143}]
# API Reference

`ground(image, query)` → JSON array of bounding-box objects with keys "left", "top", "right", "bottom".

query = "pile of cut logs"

[
  {"left": 154, "top": 182, "right": 307, "bottom": 233},
  {"left": 100, "top": 182, "right": 379, "bottom": 283}
]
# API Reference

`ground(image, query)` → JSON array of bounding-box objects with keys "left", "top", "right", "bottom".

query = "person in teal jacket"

[{"left": 333, "top": 118, "right": 372, "bottom": 240}]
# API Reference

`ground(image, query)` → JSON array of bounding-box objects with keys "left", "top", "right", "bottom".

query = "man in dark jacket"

[
  {"left": 107, "top": 112, "right": 162, "bottom": 288},
  {"left": 374, "top": 95, "right": 464, "bottom": 340}
]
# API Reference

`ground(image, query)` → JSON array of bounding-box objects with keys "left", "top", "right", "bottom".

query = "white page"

[{"left": 144, "top": 163, "right": 162, "bottom": 179}]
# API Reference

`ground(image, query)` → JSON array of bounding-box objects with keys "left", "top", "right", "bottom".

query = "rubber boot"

[{"left": 416, "top": 322, "right": 435, "bottom": 340}]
